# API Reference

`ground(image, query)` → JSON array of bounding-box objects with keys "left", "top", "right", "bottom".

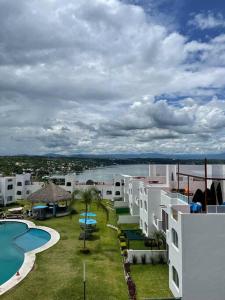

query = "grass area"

[
  {"left": 131, "top": 264, "right": 173, "bottom": 299},
  {"left": 119, "top": 223, "right": 140, "bottom": 230},
  {"left": 1, "top": 201, "right": 128, "bottom": 300}
]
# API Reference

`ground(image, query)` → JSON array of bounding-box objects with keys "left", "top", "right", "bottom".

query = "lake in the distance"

[{"left": 76, "top": 164, "right": 149, "bottom": 182}]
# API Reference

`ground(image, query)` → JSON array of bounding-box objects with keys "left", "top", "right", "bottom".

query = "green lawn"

[
  {"left": 1, "top": 201, "right": 128, "bottom": 300},
  {"left": 119, "top": 223, "right": 140, "bottom": 230},
  {"left": 131, "top": 265, "right": 173, "bottom": 299}
]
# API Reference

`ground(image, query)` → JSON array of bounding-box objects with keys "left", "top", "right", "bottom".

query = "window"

[
  {"left": 7, "top": 184, "right": 13, "bottom": 190},
  {"left": 172, "top": 266, "right": 179, "bottom": 288},
  {"left": 17, "top": 191, "right": 22, "bottom": 195},
  {"left": 144, "top": 201, "right": 147, "bottom": 211},
  {"left": 26, "top": 190, "right": 30, "bottom": 194},
  {"left": 66, "top": 182, "right": 71, "bottom": 186},
  {"left": 106, "top": 190, "right": 112, "bottom": 195},
  {"left": 8, "top": 179, "right": 12, "bottom": 182},
  {"left": 7, "top": 196, "right": 13, "bottom": 202},
  {"left": 17, "top": 182, "right": 22, "bottom": 186},
  {"left": 172, "top": 228, "right": 178, "bottom": 248},
  {"left": 115, "top": 182, "right": 120, "bottom": 186},
  {"left": 140, "top": 200, "right": 143, "bottom": 208},
  {"left": 115, "top": 191, "right": 120, "bottom": 196},
  {"left": 25, "top": 180, "right": 30, "bottom": 185}
]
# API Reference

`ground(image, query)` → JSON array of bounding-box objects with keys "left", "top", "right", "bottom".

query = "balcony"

[
  {"left": 153, "top": 214, "right": 163, "bottom": 230},
  {"left": 161, "top": 190, "right": 190, "bottom": 207}
]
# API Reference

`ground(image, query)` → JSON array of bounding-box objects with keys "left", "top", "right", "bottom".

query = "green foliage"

[
  {"left": 132, "top": 255, "right": 137, "bottom": 264},
  {"left": 152, "top": 230, "right": 166, "bottom": 250},
  {"left": 158, "top": 254, "right": 166, "bottom": 264},
  {"left": 141, "top": 254, "right": 146, "bottom": 264}
]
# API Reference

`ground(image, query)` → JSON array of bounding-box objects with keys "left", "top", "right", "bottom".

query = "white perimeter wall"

[
  {"left": 181, "top": 213, "right": 225, "bottom": 300},
  {"left": 127, "top": 249, "right": 167, "bottom": 264}
]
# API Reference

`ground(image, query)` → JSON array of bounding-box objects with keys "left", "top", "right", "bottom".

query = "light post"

[{"left": 83, "top": 261, "right": 86, "bottom": 300}]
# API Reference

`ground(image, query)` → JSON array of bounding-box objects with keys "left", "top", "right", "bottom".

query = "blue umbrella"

[
  {"left": 33, "top": 205, "right": 48, "bottom": 209},
  {"left": 80, "top": 212, "right": 96, "bottom": 217},
  {"left": 79, "top": 218, "right": 97, "bottom": 225}
]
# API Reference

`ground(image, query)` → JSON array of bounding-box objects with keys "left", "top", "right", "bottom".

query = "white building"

[
  {"left": 121, "top": 163, "right": 225, "bottom": 300},
  {"left": 0, "top": 173, "right": 43, "bottom": 206},
  {"left": 0, "top": 176, "right": 16, "bottom": 206},
  {"left": 15, "top": 173, "right": 32, "bottom": 200},
  {"left": 48, "top": 174, "right": 124, "bottom": 201}
]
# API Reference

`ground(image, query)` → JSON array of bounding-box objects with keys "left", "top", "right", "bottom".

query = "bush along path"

[{"left": 118, "top": 228, "right": 137, "bottom": 300}]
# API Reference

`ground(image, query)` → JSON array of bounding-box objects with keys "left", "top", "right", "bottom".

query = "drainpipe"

[
  {"left": 187, "top": 176, "right": 190, "bottom": 204},
  {"left": 204, "top": 158, "right": 207, "bottom": 212}
]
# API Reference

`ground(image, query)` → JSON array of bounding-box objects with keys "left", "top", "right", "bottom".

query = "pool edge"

[{"left": 0, "top": 219, "right": 60, "bottom": 296}]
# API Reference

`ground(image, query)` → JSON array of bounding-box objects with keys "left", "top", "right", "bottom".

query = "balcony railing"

[{"left": 207, "top": 205, "right": 225, "bottom": 214}]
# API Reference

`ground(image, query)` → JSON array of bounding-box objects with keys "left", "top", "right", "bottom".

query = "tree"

[
  {"left": 86, "top": 179, "right": 94, "bottom": 185},
  {"left": 152, "top": 230, "right": 166, "bottom": 250},
  {"left": 72, "top": 187, "right": 109, "bottom": 251},
  {"left": 217, "top": 183, "right": 223, "bottom": 205},
  {"left": 210, "top": 182, "right": 217, "bottom": 205},
  {"left": 192, "top": 188, "right": 205, "bottom": 210}
]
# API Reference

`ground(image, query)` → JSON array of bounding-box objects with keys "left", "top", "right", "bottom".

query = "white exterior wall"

[
  {"left": 0, "top": 177, "right": 16, "bottom": 206},
  {"left": 139, "top": 181, "right": 149, "bottom": 235},
  {"left": 181, "top": 213, "right": 225, "bottom": 300},
  {"left": 15, "top": 174, "right": 31, "bottom": 199}
]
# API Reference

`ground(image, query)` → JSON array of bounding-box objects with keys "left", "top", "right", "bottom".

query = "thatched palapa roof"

[{"left": 28, "top": 182, "right": 71, "bottom": 203}]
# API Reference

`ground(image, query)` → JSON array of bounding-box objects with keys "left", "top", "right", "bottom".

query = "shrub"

[
  {"left": 150, "top": 256, "right": 156, "bottom": 265},
  {"left": 132, "top": 255, "right": 137, "bottom": 264},
  {"left": 144, "top": 239, "right": 151, "bottom": 247},
  {"left": 158, "top": 254, "right": 166, "bottom": 264},
  {"left": 122, "top": 249, "right": 128, "bottom": 257},
  {"left": 119, "top": 235, "right": 126, "bottom": 242},
  {"left": 124, "top": 262, "right": 130, "bottom": 273},
  {"left": 120, "top": 242, "right": 127, "bottom": 250},
  {"left": 141, "top": 254, "right": 146, "bottom": 264}
]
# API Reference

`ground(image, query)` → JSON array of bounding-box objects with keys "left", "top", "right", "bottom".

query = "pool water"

[{"left": 0, "top": 222, "right": 50, "bottom": 285}]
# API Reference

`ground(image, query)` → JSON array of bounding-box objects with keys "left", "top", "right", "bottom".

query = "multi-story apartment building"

[
  {"left": 121, "top": 163, "right": 225, "bottom": 300},
  {"left": 0, "top": 173, "right": 43, "bottom": 206},
  {"left": 48, "top": 174, "right": 124, "bottom": 201},
  {"left": 0, "top": 176, "right": 16, "bottom": 206},
  {"left": 15, "top": 174, "right": 32, "bottom": 200}
]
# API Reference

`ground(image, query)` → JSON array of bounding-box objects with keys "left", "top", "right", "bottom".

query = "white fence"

[
  {"left": 114, "top": 201, "right": 129, "bottom": 208},
  {"left": 127, "top": 249, "right": 167, "bottom": 264},
  {"left": 117, "top": 215, "right": 139, "bottom": 224}
]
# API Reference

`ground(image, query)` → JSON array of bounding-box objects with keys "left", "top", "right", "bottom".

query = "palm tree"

[
  {"left": 72, "top": 187, "right": 109, "bottom": 250},
  {"left": 152, "top": 230, "right": 166, "bottom": 250}
]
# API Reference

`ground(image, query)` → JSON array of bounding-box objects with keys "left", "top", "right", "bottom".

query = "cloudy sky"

[{"left": 1, "top": 0, "right": 225, "bottom": 155}]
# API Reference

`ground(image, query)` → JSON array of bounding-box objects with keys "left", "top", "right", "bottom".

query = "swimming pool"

[{"left": 0, "top": 221, "right": 58, "bottom": 292}]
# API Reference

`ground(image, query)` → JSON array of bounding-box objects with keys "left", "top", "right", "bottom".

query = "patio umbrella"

[
  {"left": 80, "top": 212, "right": 96, "bottom": 217},
  {"left": 79, "top": 218, "right": 97, "bottom": 225}
]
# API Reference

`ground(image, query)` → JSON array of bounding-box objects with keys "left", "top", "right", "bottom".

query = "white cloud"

[
  {"left": 189, "top": 11, "right": 225, "bottom": 30},
  {"left": 0, "top": 0, "right": 225, "bottom": 154}
]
